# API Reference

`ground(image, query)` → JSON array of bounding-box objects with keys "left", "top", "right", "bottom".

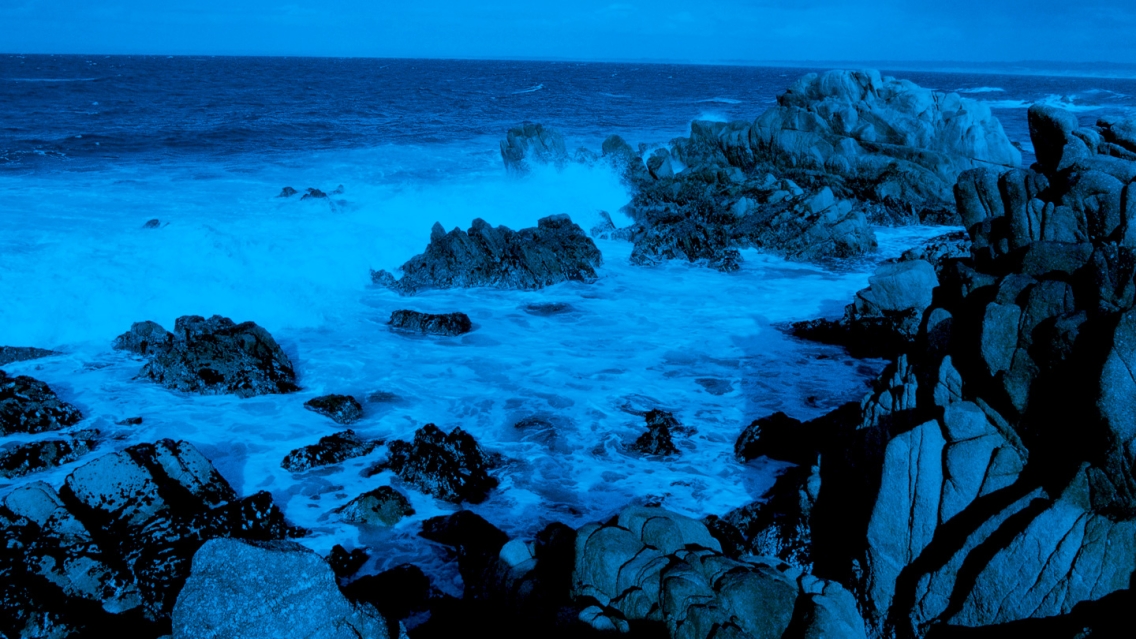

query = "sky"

[{"left": 1, "top": 0, "right": 1135, "bottom": 64}]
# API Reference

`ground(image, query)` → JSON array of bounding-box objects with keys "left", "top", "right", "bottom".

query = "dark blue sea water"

[{"left": 2, "top": 55, "right": 1134, "bottom": 583}]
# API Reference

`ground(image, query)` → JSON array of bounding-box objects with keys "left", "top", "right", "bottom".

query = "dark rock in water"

[
  {"left": 300, "top": 187, "right": 327, "bottom": 200},
  {"left": 521, "top": 302, "right": 576, "bottom": 316},
  {"left": 500, "top": 122, "right": 568, "bottom": 174},
  {"left": 116, "top": 416, "right": 144, "bottom": 426},
  {"left": 388, "top": 309, "right": 473, "bottom": 336},
  {"left": 382, "top": 424, "right": 500, "bottom": 504},
  {"left": 695, "top": 377, "right": 734, "bottom": 395},
  {"left": 332, "top": 184, "right": 345, "bottom": 194},
  {"left": 632, "top": 409, "right": 693, "bottom": 456},
  {"left": 0, "top": 439, "right": 297, "bottom": 635},
  {"left": 327, "top": 544, "right": 369, "bottom": 579},
  {"left": 0, "top": 346, "right": 57, "bottom": 366},
  {"left": 735, "top": 411, "right": 811, "bottom": 463},
  {"left": 169, "top": 539, "right": 392, "bottom": 639},
  {"left": 371, "top": 215, "right": 603, "bottom": 295},
  {"left": 142, "top": 218, "right": 161, "bottom": 229},
  {"left": 277, "top": 186, "right": 298, "bottom": 198},
  {"left": 366, "top": 390, "right": 401, "bottom": 404},
  {"left": 343, "top": 563, "right": 433, "bottom": 624},
  {"left": 303, "top": 393, "right": 364, "bottom": 424},
  {"left": 333, "top": 485, "right": 414, "bottom": 526},
  {"left": 0, "top": 370, "right": 84, "bottom": 435},
  {"left": 0, "top": 431, "right": 98, "bottom": 478},
  {"left": 281, "top": 430, "right": 379, "bottom": 473},
  {"left": 114, "top": 315, "right": 298, "bottom": 398}
]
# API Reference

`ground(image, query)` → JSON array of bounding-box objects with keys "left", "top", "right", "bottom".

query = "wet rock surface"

[
  {"left": 0, "top": 369, "right": 84, "bottom": 435},
  {"left": 388, "top": 310, "right": 473, "bottom": 336},
  {"left": 632, "top": 409, "right": 695, "bottom": 456},
  {"left": 0, "top": 346, "right": 57, "bottom": 366},
  {"left": 114, "top": 315, "right": 299, "bottom": 398},
  {"left": 333, "top": 486, "right": 415, "bottom": 526},
  {"left": 304, "top": 393, "right": 364, "bottom": 424},
  {"left": 379, "top": 424, "right": 500, "bottom": 504},
  {"left": 500, "top": 122, "right": 569, "bottom": 175},
  {"left": 170, "top": 538, "right": 394, "bottom": 639},
  {"left": 0, "top": 430, "right": 98, "bottom": 478},
  {"left": 0, "top": 440, "right": 296, "bottom": 637},
  {"left": 371, "top": 215, "right": 602, "bottom": 295},
  {"left": 281, "top": 430, "right": 379, "bottom": 473}
]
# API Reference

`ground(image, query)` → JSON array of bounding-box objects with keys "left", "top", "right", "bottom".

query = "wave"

[
  {"left": 696, "top": 97, "right": 742, "bottom": 104},
  {"left": 695, "top": 111, "right": 731, "bottom": 123},
  {"left": 3, "top": 77, "right": 99, "bottom": 83},
  {"left": 511, "top": 83, "right": 544, "bottom": 95},
  {"left": 982, "top": 94, "right": 1103, "bottom": 112},
  {"left": 956, "top": 87, "right": 1005, "bottom": 94},
  {"left": 599, "top": 92, "right": 630, "bottom": 99}
]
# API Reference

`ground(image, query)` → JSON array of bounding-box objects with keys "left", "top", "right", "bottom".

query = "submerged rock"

[
  {"left": 304, "top": 394, "right": 364, "bottom": 424},
  {"left": 521, "top": 302, "right": 577, "bottom": 316},
  {"left": 388, "top": 310, "right": 473, "bottom": 336},
  {"left": 170, "top": 539, "right": 394, "bottom": 639},
  {"left": 0, "top": 369, "right": 84, "bottom": 435},
  {"left": 113, "top": 315, "right": 298, "bottom": 398},
  {"left": 281, "top": 430, "right": 379, "bottom": 473},
  {"left": 334, "top": 486, "right": 415, "bottom": 526},
  {"left": 0, "top": 346, "right": 57, "bottom": 366},
  {"left": 631, "top": 409, "right": 694, "bottom": 456},
  {"left": 381, "top": 424, "right": 500, "bottom": 504},
  {"left": 371, "top": 215, "right": 602, "bottom": 295},
  {"left": 0, "top": 430, "right": 98, "bottom": 478},
  {"left": 142, "top": 218, "right": 161, "bottom": 229}
]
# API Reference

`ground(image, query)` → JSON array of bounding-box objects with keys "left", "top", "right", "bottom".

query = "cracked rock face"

[
  {"left": 113, "top": 315, "right": 298, "bottom": 398},
  {"left": 381, "top": 424, "right": 500, "bottom": 504},
  {"left": 388, "top": 310, "right": 473, "bottom": 336},
  {"left": 371, "top": 215, "right": 603, "bottom": 295},
  {"left": 0, "top": 369, "right": 84, "bottom": 435},
  {"left": 281, "top": 430, "right": 379, "bottom": 473},
  {"left": 170, "top": 538, "right": 394, "bottom": 639},
  {"left": 0, "top": 440, "right": 296, "bottom": 637}
]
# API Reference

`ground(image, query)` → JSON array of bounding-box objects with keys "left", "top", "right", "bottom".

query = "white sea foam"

[
  {"left": 696, "top": 97, "right": 742, "bottom": 104},
  {"left": 0, "top": 146, "right": 934, "bottom": 586},
  {"left": 956, "top": 87, "right": 1005, "bottom": 94}
]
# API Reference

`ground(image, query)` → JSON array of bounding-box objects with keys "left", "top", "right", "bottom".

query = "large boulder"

[
  {"left": 0, "top": 440, "right": 296, "bottom": 636},
  {"left": 113, "top": 315, "right": 298, "bottom": 398},
  {"left": 372, "top": 215, "right": 603, "bottom": 295},
  {"left": 0, "top": 369, "right": 84, "bottom": 435},
  {"left": 170, "top": 538, "right": 396, "bottom": 639}
]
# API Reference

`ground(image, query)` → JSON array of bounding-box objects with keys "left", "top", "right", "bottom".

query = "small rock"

[
  {"left": 632, "top": 409, "right": 693, "bottom": 456},
  {"left": 388, "top": 310, "right": 473, "bottom": 336},
  {"left": 304, "top": 394, "right": 364, "bottom": 424},
  {"left": 282, "top": 430, "right": 380, "bottom": 473},
  {"left": 300, "top": 187, "right": 327, "bottom": 200},
  {"left": 333, "top": 486, "right": 415, "bottom": 526},
  {"left": 142, "top": 219, "right": 161, "bottom": 229},
  {"left": 116, "top": 416, "right": 144, "bottom": 426},
  {"left": 277, "top": 186, "right": 298, "bottom": 198},
  {"left": 382, "top": 424, "right": 500, "bottom": 504}
]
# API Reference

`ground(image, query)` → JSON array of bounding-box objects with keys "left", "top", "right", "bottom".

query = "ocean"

[{"left": 2, "top": 55, "right": 1134, "bottom": 586}]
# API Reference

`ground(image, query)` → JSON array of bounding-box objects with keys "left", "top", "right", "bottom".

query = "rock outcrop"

[
  {"left": 304, "top": 394, "right": 364, "bottom": 424},
  {"left": 0, "top": 346, "right": 56, "bottom": 366},
  {"left": 113, "top": 315, "right": 298, "bottom": 398},
  {"left": 379, "top": 424, "right": 500, "bottom": 504},
  {"left": 281, "top": 430, "right": 379, "bottom": 473},
  {"left": 388, "top": 310, "right": 473, "bottom": 336},
  {"left": 169, "top": 538, "right": 397, "bottom": 639},
  {"left": 0, "top": 440, "right": 296, "bottom": 637},
  {"left": 751, "top": 107, "right": 1136, "bottom": 637},
  {"left": 632, "top": 409, "right": 695, "bottom": 456},
  {"left": 0, "top": 369, "right": 84, "bottom": 435},
  {"left": 500, "top": 122, "right": 569, "bottom": 175},
  {"left": 371, "top": 215, "right": 603, "bottom": 295}
]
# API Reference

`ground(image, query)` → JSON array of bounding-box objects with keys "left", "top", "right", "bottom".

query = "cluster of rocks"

[
  {"left": 763, "top": 104, "right": 1136, "bottom": 636},
  {"left": 277, "top": 185, "right": 345, "bottom": 200},
  {"left": 0, "top": 439, "right": 296, "bottom": 637},
  {"left": 372, "top": 215, "right": 602, "bottom": 295},
  {"left": 113, "top": 315, "right": 299, "bottom": 398},
  {"left": 500, "top": 69, "right": 1022, "bottom": 273}
]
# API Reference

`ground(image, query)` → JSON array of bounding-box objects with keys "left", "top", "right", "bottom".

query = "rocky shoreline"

[{"left": 3, "top": 70, "right": 1133, "bottom": 639}]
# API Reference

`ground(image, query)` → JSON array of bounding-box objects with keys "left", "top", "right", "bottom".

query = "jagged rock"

[
  {"left": 327, "top": 544, "right": 369, "bottom": 579},
  {"left": 0, "top": 430, "right": 98, "bottom": 478},
  {"left": 281, "top": 430, "right": 379, "bottom": 473},
  {"left": 0, "top": 369, "right": 84, "bottom": 435},
  {"left": 0, "top": 440, "right": 296, "bottom": 634},
  {"left": 0, "top": 346, "right": 57, "bottom": 366},
  {"left": 631, "top": 409, "right": 693, "bottom": 456},
  {"left": 333, "top": 486, "right": 414, "bottom": 526},
  {"left": 500, "top": 122, "right": 569, "bottom": 174},
  {"left": 371, "top": 215, "right": 603, "bottom": 295},
  {"left": 388, "top": 310, "right": 473, "bottom": 336},
  {"left": 169, "top": 538, "right": 395, "bottom": 639},
  {"left": 381, "top": 424, "right": 500, "bottom": 504},
  {"left": 277, "top": 186, "right": 298, "bottom": 198},
  {"left": 304, "top": 394, "right": 364, "bottom": 424},
  {"left": 301, "top": 187, "right": 327, "bottom": 200},
  {"left": 113, "top": 315, "right": 298, "bottom": 398}
]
